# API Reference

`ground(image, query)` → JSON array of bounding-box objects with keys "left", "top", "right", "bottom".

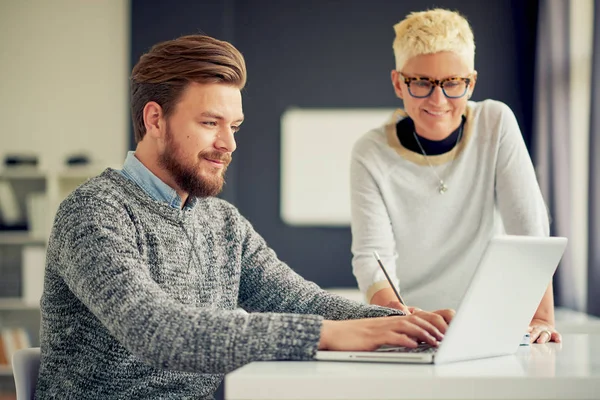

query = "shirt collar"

[{"left": 120, "top": 151, "right": 193, "bottom": 210}]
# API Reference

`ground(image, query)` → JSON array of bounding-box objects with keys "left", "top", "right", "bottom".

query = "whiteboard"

[{"left": 280, "top": 108, "right": 395, "bottom": 226}]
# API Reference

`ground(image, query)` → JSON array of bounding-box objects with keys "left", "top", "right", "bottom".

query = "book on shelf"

[
  {"left": 0, "top": 181, "right": 22, "bottom": 227},
  {"left": 22, "top": 245, "right": 46, "bottom": 306},
  {"left": 0, "top": 328, "right": 32, "bottom": 368},
  {"left": 25, "top": 193, "right": 51, "bottom": 240}
]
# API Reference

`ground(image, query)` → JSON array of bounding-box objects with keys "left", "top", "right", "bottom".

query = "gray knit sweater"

[{"left": 36, "top": 169, "right": 401, "bottom": 399}]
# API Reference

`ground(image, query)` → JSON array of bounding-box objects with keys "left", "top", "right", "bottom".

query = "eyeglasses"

[{"left": 400, "top": 73, "right": 472, "bottom": 99}]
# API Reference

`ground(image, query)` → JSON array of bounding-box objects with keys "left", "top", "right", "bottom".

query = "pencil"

[{"left": 373, "top": 251, "right": 406, "bottom": 306}]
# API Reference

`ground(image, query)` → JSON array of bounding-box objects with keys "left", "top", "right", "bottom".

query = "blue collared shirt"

[{"left": 119, "top": 151, "right": 189, "bottom": 209}]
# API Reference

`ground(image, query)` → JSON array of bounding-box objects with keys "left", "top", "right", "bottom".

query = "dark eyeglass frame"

[{"left": 399, "top": 73, "right": 472, "bottom": 99}]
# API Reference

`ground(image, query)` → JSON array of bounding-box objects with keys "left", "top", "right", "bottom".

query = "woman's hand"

[{"left": 529, "top": 319, "right": 561, "bottom": 343}]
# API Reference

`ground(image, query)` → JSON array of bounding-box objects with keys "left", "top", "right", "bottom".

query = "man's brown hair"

[{"left": 131, "top": 35, "right": 247, "bottom": 143}]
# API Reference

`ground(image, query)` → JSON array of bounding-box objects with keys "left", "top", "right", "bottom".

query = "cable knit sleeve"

[{"left": 236, "top": 213, "right": 404, "bottom": 319}]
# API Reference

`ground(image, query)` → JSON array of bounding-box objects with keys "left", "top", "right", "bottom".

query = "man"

[{"left": 36, "top": 34, "right": 452, "bottom": 399}]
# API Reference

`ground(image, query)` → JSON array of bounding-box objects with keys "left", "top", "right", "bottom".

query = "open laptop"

[{"left": 316, "top": 235, "right": 568, "bottom": 365}]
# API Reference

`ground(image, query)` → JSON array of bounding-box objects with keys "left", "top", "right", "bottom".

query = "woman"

[{"left": 350, "top": 8, "right": 559, "bottom": 344}]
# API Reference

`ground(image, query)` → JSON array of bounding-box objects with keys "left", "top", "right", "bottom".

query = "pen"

[{"left": 373, "top": 251, "right": 406, "bottom": 306}]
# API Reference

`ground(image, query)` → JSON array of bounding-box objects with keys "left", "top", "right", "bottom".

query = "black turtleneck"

[{"left": 396, "top": 116, "right": 466, "bottom": 155}]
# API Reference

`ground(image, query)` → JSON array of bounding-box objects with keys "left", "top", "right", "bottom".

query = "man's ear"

[
  {"left": 391, "top": 70, "right": 404, "bottom": 100},
  {"left": 143, "top": 101, "right": 165, "bottom": 139}
]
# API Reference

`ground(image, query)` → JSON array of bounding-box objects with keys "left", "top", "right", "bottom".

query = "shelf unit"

[
  {"left": 0, "top": 166, "right": 106, "bottom": 378},
  {"left": 0, "top": 298, "right": 40, "bottom": 311},
  {"left": 0, "top": 233, "right": 45, "bottom": 246}
]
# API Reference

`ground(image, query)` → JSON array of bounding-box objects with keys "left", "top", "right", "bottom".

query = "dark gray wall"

[{"left": 131, "top": 0, "right": 538, "bottom": 288}]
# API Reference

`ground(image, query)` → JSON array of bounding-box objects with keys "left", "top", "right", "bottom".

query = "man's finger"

[
  {"left": 402, "top": 315, "right": 444, "bottom": 341},
  {"left": 384, "top": 333, "right": 418, "bottom": 348},
  {"left": 385, "top": 301, "right": 411, "bottom": 314},
  {"left": 432, "top": 309, "right": 455, "bottom": 324},
  {"left": 413, "top": 311, "right": 449, "bottom": 334},
  {"left": 393, "top": 320, "right": 439, "bottom": 346}
]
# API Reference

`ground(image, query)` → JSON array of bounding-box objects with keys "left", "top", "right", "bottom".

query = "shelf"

[
  {"left": 0, "top": 232, "right": 46, "bottom": 246},
  {"left": 57, "top": 166, "right": 105, "bottom": 180},
  {"left": 0, "top": 166, "right": 108, "bottom": 181},
  {"left": 0, "top": 298, "right": 40, "bottom": 311},
  {"left": 0, "top": 366, "right": 12, "bottom": 376},
  {"left": 0, "top": 168, "right": 45, "bottom": 180}
]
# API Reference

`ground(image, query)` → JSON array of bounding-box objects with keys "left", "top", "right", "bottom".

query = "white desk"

[{"left": 225, "top": 334, "right": 600, "bottom": 400}]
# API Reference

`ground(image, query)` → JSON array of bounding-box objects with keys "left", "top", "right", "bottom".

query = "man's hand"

[
  {"left": 371, "top": 288, "right": 411, "bottom": 313},
  {"left": 529, "top": 318, "right": 561, "bottom": 343},
  {"left": 383, "top": 300, "right": 413, "bottom": 315},
  {"left": 413, "top": 308, "right": 455, "bottom": 328},
  {"left": 384, "top": 300, "right": 455, "bottom": 328},
  {"left": 318, "top": 315, "right": 446, "bottom": 351},
  {"left": 371, "top": 287, "right": 454, "bottom": 322}
]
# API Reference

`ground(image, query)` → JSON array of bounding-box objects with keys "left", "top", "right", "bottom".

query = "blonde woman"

[{"left": 350, "top": 9, "right": 559, "bottom": 344}]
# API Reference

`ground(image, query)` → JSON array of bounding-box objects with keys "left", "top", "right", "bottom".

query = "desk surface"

[{"left": 225, "top": 334, "right": 600, "bottom": 400}]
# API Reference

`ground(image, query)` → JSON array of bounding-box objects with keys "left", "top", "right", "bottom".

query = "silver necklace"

[{"left": 412, "top": 125, "right": 463, "bottom": 194}]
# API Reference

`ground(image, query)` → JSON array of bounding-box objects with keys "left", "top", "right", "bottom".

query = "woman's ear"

[{"left": 391, "top": 70, "right": 404, "bottom": 100}]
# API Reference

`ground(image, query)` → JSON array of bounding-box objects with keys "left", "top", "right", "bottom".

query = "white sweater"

[{"left": 350, "top": 100, "right": 549, "bottom": 311}]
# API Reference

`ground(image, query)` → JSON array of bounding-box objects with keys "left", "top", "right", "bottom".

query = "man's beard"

[{"left": 158, "top": 127, "right": 231, "bottom": 198}]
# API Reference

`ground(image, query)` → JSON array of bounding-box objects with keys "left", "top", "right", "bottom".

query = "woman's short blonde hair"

[{"left": 393, "top": 8, "right": 475, "bottom": 72}]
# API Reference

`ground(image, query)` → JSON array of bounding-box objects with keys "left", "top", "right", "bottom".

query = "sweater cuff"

[
  {"left": 274, "top": 314, "right": 324, "bottom": 360},
  {"left": 360, "top": 304, "right": 405, "bottom": 318},
  {"left": 366, "top": 280, "right": 393, "bottom": 303}
]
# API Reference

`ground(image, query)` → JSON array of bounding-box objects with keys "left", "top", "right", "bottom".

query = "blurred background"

[{"left": 0, "top": 0, "right": 599, "bottom": 398}]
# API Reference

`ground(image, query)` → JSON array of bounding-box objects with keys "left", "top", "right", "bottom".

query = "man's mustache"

[{"left": 201, "top": 151, "right": 232, "bottom": 166}]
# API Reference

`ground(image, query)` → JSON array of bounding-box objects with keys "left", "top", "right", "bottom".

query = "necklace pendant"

[{"left": 438, "top": 181, "right": 448, "bottom": 194}]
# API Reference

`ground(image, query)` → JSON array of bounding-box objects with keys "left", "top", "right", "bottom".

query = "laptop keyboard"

[{"left": 375, "top": 343, "right": 437, "bottom": 354}]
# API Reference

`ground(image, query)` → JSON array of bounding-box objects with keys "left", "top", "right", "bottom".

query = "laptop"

[{"left": 316, "top": 235, "right": 568, "bottom": 364}]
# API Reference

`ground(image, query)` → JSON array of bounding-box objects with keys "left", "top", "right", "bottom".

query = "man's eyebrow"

[{"left": 200, "top": 111, "right": 244, "bottom": 123}]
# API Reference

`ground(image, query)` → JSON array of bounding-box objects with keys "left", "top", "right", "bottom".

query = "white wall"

[
  {"left": 569, "top": 0, "right": 594, "bottom": 312},
  {"left": 280, "top": 108, "right": 394, "bottom": 226},
  {"left": 0, "top": 0, "right": 130, "bottom": 171}
]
